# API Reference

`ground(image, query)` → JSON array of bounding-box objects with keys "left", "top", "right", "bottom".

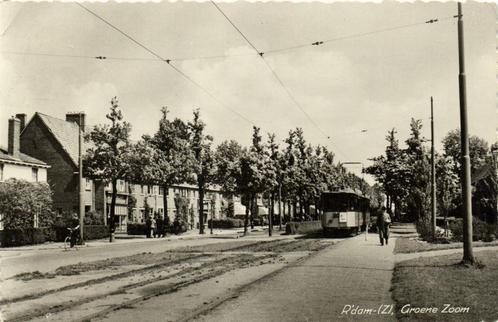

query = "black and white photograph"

[{"left": 0, "top": 1, "right": 497, "bottom": 321}]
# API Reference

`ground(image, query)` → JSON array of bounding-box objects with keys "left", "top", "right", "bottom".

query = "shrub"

[
  {"left": 84, "top": 211, "right": 105, "bottom": 226},
  {"left": 0, "top": 179, "right": 55, "bottom": 230},
  {"left": 0, "top": 227, "right": 54, "bottom": 247},
  {"left": 285, "top": 221, "right": 322, "bottom": 235},
  {"left": 208, "top": 218, "right": 244, "bottom": 229},
  {"left": 416, "top": 217, "right": 432, "bottom": 241},
  {"left": 449, "top": 217, "right": 496, "bottom": 242},
  {"left": 127, "top": 223, "right": 147, "bottom": 235},
  {"left": 167, "top": 220, "right": 187, "bottom": 235},
  {"left": 416, "top": 216, "right": 449, "bottom": 243},
  {"left": 84, "top": 225, "right": 109, "bottom": 240}
]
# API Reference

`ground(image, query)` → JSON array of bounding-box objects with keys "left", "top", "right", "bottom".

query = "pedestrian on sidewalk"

[
  {"left": 151, "top": 216, "right": 157, "bottom": 238},
  {"left": 156, "top": 214, "right": 164, "bottom": 238},
  {"left": 377, "top": 207, "right": 391, "bottom": 246},
  {"left": 145, "top": 216, "right": 152, "bottom": 238}
]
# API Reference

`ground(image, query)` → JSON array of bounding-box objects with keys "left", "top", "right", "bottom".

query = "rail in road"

[{"left": 1, "top": 237, "right": 341, "bottom": 322}]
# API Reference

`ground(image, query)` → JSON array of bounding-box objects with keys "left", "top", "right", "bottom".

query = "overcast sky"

[{"left": 0, "top": 1, "right": 496, "bottom": 180}]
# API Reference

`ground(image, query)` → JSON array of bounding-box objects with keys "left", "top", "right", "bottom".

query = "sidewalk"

[{"left": 196, "top": 233, "right": 396, "bottom": 322}]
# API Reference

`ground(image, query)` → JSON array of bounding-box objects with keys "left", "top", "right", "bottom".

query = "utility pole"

[
  {"left": 431, "top": 97, "right": 436, "bottom": 240},
  {"left": 278, "top": 184, "right": 282, "bottom": 231},
  {"left": 268, "top": 193, "right": 273, "bottom": 237},
  {"left": 457, "top": 2, "right": 474, "bottom": 264},
  {"left": 79, "top": 113, "right": 85, "bottom": 244}
]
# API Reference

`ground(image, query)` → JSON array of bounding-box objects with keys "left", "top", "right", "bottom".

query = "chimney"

[
  {"left": 15, "top": 113, "right": 27, "bottom": 132},
  {"left": 66, "top": 112, "right": 86, "bottom": 132},
  {"left": 8, "top": 117, "right": 20, "bottom": 157}
]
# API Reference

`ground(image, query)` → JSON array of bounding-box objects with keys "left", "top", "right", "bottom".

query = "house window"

[
  {"left": 159, "top": 187, "right": 164, "bottom": 196},
  {"left": 85, "top": 178, "right": 92, "bottom": 190},
  {"left": 148, "top": 185, "right": 152, "bottom": 194},
  {"left": 32, "top": 168, "right": 38, "bottom": 182},
  {"left": 0, "top": 164, "right": 3, "bottom": 181}
]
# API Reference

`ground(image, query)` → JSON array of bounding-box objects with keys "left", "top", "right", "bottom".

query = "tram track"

[{"left": 2, "top": 237, "right": 337, "bottom": 322}]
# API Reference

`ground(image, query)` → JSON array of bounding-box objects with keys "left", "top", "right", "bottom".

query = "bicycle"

[{"left": 64, "top": 227, "right": 80, "bottom": 251}]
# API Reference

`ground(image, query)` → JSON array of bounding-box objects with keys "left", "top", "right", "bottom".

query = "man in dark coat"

[
  {"left": 156, "top": 215, "right": 164, "bottom": 238},
  {"left": 145, "top": 216, "right": 152, "bottom": 238}
]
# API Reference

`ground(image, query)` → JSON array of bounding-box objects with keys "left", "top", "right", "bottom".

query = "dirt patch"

[{"left": 11, "top": 271, "right": 56, "bottom": 281}]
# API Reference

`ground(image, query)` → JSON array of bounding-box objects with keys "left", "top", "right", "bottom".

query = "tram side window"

[{"left": 322, "top": 197, "right": 349, "bottom": 212}]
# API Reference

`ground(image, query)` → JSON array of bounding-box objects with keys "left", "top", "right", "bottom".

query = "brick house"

[
  {"left": 19, "top": 112, "right": 121, "bottom": 224},
  {"left": 0, "top": 115, "right": 49, "bottom": 183}
]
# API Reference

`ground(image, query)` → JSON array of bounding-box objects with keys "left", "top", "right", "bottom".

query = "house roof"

[
  {"left": 0, "top": 147, "right": 49, "bottom": 168},
  {"left": 35, "top": 113, "right": 88, "bottom": 167}
]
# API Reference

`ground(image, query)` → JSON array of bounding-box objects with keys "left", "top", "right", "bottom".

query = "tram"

[{"left": 320, "top": 190, "right": 370, "bottom": 235}]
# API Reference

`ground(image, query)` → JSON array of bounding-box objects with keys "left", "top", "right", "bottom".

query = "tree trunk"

[
  {"left": 250, "top": 194, "right": 255, "bottom": 229},
  {"left": 288, "top": 199, "right": 297, "bottom": 221},
  {"left": 243, "top": 193, "right": 249, "bottom": 236},
  {"left": 315, "top": 197, "right": 320, "bottom": 220},
  {"left": 198, "top": 180, "right": 205, "bottom": 235},
  {"left": 299, "top": 197, "right": 304, "bottom": 221},
  {"left": 109, "top": 178, "right": 117, "bottom": 242},
  {"left": 278, "top": 185, "right": 282, "bottom": 230},
  {"left": 269, "top": 191, "right": 274, "bottom": 237}
]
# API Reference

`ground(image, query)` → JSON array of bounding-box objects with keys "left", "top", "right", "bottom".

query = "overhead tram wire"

[
  {"left": 263, "top": 15, "right": 457, "bottom": 55},
  {"left": 75, "top": 2, "right": 255, "bottom": 127},
  {"left": 2, "top": 15, "right": 455, "bottom": 64},
  {"left": 210, "top": 0, "right": 349, "bottom": 160}
]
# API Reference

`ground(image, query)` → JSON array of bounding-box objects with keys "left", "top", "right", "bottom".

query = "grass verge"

[
  {"left": 391, "top": 250, "right": 498, "bottom": 321},
  {"left": 394, "top": 237, "right": 498, "bottom": 254}
]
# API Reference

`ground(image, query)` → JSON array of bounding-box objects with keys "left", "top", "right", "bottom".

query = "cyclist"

[{"left": 69, "top": 214, "right": 80, "bottom": 248}]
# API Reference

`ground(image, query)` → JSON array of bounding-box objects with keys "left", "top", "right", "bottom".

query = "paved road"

[
  {"left": 193, "top": 233, "right": 396, "bottom": 322},
  {"left": 0, "top": 229, "right": 275, "bottom": 280}
]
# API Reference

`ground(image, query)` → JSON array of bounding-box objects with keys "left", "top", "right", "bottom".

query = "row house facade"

[
  {"left": 18, "top": 111, "right": 226, "bottom": 232},
  {"left": 0, "top": 116, "right": 50, "bottom": 230},
  {"left": 1, "top": 116, "right": 49, "bottom": 184},
  {"left": 127, "top": 183, "right": 225, "bottom": 232}
]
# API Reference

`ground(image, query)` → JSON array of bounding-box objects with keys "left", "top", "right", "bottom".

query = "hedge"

[
  {"left": 449, "top": 217, "right": 497, "bottom": 242},
  {"left": 285, "top": 220, "right": 322, "bottom": 235},
  {"left": 0, "top": 227, "right": 54, "bottom": 247},
  {"left": 127, "top": 223, "right": 147, "bottom": 235},
  {"left": 208, "top": 218, "right": 244, "bottom": 229},
  {"left": 0, "top": 225, "right": 110, "bottom": 247}
]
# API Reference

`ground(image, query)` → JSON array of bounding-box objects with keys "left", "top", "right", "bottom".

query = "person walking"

[
  {"left": 151, "top": 216, "right": 157, "bottom": 238},
  {"left": 377, "top": 207, "right": 391, "bottom": 246},
  {"left": 156, "top": 215, "right": 164, "bottom": 238},
  {"left": 145, "top": 216, "right": 152, "bottom": 238}
]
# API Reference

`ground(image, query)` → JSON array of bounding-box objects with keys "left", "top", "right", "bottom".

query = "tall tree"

[
  {"left": 148, "top": 107, "right": 195, "bottom": 224},
  {"left": 266, "top": 133, "right": 280, "bottom": 235},
  {"left": 189, "top": 109, "right": 217, "bottom": 234},
  {"left": 404, "top": 119, "right": 431, "bottom": 221},
  {"left": 435, "top": 154, "right": 460, "bottom": 220},
  {"left": 442, "top": 129, "right": 489, "bottom": 174},
  {"left": 84, "top": 97, "right": 132, "bottom": 242}
]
